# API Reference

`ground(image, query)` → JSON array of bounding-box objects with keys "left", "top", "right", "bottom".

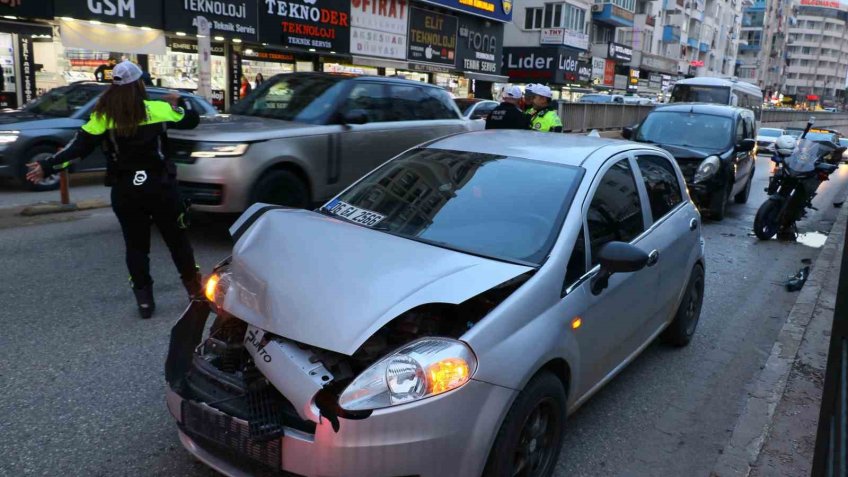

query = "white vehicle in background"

[
  {"left": 756, "top": 127, "right": 785, "bottom": 155},
  {"left": 622, "top": 95, "right": 655, "bottom": 105},
  {"left": 670, "top": 77, "right": 763, "bottom": 118},
  {"left": 579, "top": 93, "right": 624, "bottom": 104}
]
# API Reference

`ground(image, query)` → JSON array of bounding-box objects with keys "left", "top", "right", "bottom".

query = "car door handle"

[
  {"left": 647, "top": 250, "right": 659, "bottom": 267},
  {"left": 690, "top": 218, "right": 698, "bottom": 231}
]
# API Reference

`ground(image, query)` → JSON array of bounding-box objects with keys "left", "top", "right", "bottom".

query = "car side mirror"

[
  {"left": 621, "top": 127, "right": 634, "bottom": 140},
  {"left": 737, "top": 138, "right": 756, "bottom": 152},
  {"left": 590, "top": 242, "right": 649, "bottom": 295},
  {"left": 342, "top": 109, "right": 369, "bottom": 125}
]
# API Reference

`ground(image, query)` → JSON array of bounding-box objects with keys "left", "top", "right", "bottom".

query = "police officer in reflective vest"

[
  {"left": 523, "top": 83, "right": 538, "bottom": 115},
  {"left": 529, "top": 85, "right": 563, "bottom": 132},
  {"left": 26, "top": 61, "right": 202, "bottom": 319},
  {"left": 485, "top": 85, "right": 531, "bottom": 130}
]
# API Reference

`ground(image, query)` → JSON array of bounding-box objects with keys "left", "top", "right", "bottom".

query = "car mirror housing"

[
  {"left": 621, "top": 127, "right": 634, "bottom": 140},
  {"left": 737, "top": 138, "right": 756, "bottom": 152},
  {"left": 342, "top": 109, "right": 369, "bottom": 125},
  {"left": 591, "top": 242, "right": 649, "bottom": 295}
]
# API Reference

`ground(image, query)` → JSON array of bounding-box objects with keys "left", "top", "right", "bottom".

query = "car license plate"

[{"left": 326, "top": 200, "right": 385, "bottom": 227}]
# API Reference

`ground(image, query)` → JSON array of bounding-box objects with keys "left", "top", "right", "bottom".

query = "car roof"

[
  {"left": 68, "top": 81, "right": 203, "bottom": 97},
  {"left": 424, "top": 130, "right": 658, "bottom": 169},
  {"left": 266, "top": 71, "right": 446, "bottom": 90},
  {"left": 653, "top": 102, "right": 748, "bottom": 117}
]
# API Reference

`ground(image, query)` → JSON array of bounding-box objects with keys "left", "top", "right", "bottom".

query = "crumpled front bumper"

[{"left": 165, "top": 302, "right": 516, "bottom": 477}]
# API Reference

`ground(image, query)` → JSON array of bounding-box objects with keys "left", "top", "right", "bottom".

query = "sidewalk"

[{"left": 712, "top": 198, "right": 848, "bottom": 476}]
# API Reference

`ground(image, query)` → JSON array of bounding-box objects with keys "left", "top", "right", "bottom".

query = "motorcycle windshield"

[{"left": 785, "top": 138, "right": 828, "bottom": 173}]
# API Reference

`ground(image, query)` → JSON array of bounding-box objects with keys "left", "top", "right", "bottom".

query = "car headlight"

[
  {"left": 694, "top": 155, "right": 721, "bottom": 183},
  {"left": 191, "top": 142, "right": 249, "bottom": 158},
  {"left": 204, "top": 259, "right": 232, "bottom": 307},
  {"left": 0, "top": 131, "right": 20, "bottom": 144},
  {"left": 338, "top": 337, "right": 478, "bottom": 411}
]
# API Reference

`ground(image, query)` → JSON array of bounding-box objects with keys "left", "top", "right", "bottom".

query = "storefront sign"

[
  {"left": 603, "top": 58, "right": 615, "bottom": 86},
  {"left": 591, "top": 57, "right": 605, "bottom": 81},
  {"left": 799, "top": 0, "right": 840, "bottom": 7},
  {"left": 211, "top": 89, "right": 225, "bottom": 111},
  {"left": 503, "top": 46, "right": 581, "bottom": 84},
  {"left": 540, "top": 28, "right": 589, "bottom": 50},
  {"left": 640, "top": 52, "right": 677, "bottom": 74},
  {"left": 408, "top": 7, "right": 457, "bottom": 67},
  {"left": 608, "top": 42, "right": 632, "bottom": 63},
  {"left": 577, "top": 61, "right": 591, "bottom": 82},
  {"left": 350, "top": 0, "right": 407, "bottom": 60},
  {"left": 17, "top": 34, "right": 35, "bottom": 104},
  {"left": 166, "top": 37, "right": 225, "bottom": 55},
  {"left": 614, "top": 74, "right": 627, "bottom": 90},
  {"left": 165, "top": 0, "right": 258, "bottom": 41},
  {"left": 229, "top": 48, "right": 242, "bottom": 107},
  {"left": 627, "top": 67, "right": 639, "bottom": 92},
  {"left": 416, "top": 0, "right": 513, "bottom": 23},
  {"left": 612, "top": 5, "right": 634, "bottom": 22},
  {"left": 55, "top": 0, "right": 163, "bottom": 29},
  {"left": 457, "top": 14, "right": 502, "bottom": 75},
  {"left": 197, "top": 16, "right": 212, "bottom": 102},
  {"left": 241, "top": 47, "right": 296, "bottom": 62},
  {"left": 0, "top": 0, "right": 53, "bottom": 19},
  {"left": 648, "top": 72, "right": 662, "bottom": 89},
  {"left": 260, "top": 0, "right": 350, "bottom": 52},
  {"left": 690, "top": 60, "right": 704, "bottom": 67}
]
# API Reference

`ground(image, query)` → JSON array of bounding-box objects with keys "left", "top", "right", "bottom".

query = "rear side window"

[
  {"left": 736, "top": 119, "right": 745, "bottom": 143},
  {"left": 419, "top": 87, "right": 459, "bottom": 120},
  {"left": 341, "top": 82, "right": 391, "bottom": 123},
  {"left": 387, "top": 84, "right": 422, "bottom": 121},
  {"left": 636, "top": 155, "right": 683, "bottom": 221},
  {"left": 587, "top": 159, "right": 645, "bottom": 264}
]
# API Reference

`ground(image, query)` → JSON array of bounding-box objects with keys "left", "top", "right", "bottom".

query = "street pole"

[{"left": 59, "top": 170, "right": 69, "bottom": 205}]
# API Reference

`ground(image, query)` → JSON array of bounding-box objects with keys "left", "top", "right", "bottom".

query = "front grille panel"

[
  {"left": 182, "top": 400, "right": 282, "bottom": 470},
  {"left": 178, "top": 181, "right": 223, "bottom": 206},
  {"left": 676, "top": 160, "right": 700, "bottom": 183}
]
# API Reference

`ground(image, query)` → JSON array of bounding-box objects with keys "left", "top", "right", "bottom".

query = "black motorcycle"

[{"left": 753, "top": 119, "right": 845, "bottom": 240}]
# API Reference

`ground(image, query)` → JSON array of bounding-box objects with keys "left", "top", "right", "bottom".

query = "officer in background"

[
  {"left": 523, "top": 84, "right": 537, "bottom": 115},
  {"left": 529, "top": 85, "right": 563, "bottom": 132},
  {"left": 486, "top": 85, "right": 531, "bottom": 130}
]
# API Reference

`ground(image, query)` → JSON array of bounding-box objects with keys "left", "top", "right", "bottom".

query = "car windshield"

[
  {"left": 323, "top": 148, "right": 584, "bottom": 265},
  {"left": 24, "top": 85, "right": 103, "bottom": 117},
  {"left": 758, "top": 128, "right": 783, "bottom": 137},
  {"left": 229, "top": 74, "right": 347, "bottom": 123},
  {"left": 453, "top": 99, "right": 478, "bottom": 115},
  {"left": 670, "top": 85, "right": 731, "bottom": 104},
  {"left": 840, "top": 138, "right": 848, "bottom": 146},
  {"left": 805, "top": 132, "right": 837, "bottom": 143},
  {"left": 636, "top": 111, "right": 733, "bottom": 150}
]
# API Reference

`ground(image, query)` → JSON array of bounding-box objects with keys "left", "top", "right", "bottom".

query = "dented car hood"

[{"left": 223, "top": 208, "right": 533, "bottom": 356}]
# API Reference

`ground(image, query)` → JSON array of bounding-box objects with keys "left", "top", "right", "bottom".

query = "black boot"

[
  {"left": 182, "top": 271, "right": 204, "bottom": 301},
  {"left": 132, "top": 285, "right": 155, "bottom": 319}
]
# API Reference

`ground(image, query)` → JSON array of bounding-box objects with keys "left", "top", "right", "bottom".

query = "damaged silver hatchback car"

[{"left": 165, "top": 131, "right": 706, "bottom": 477}]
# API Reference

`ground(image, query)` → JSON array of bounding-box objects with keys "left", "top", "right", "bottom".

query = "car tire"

[
  {"left": 251, "top": 170, "right": 310, "bottom": 209},
  {"left": 734, "top": 168, "right": 754, "bottom": 204},
  {"left": 709, "top": 186, "right": 730, "bottom": 220},
  {"left": 661, "top": 264, "right": 705, "bottom": 347},
  {"left": 753, "top": 198, "right": 782, "bottom": 240},
  {"left": 20, "top": 145, "right": 62, "bottom": 192},
  {"left": 483, "top": 371, "right": 566, "bottom": 477}
]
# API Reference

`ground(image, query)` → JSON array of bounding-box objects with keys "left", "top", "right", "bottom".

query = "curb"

[
  {"left": 711, "top": 196, "right": 848, "bottom": 476},
  {"left": 18, "top": 198, "right": 110, "bottom": 216}
]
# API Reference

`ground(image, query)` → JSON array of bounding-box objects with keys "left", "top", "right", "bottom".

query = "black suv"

[{"left": 623, "top": 103, "right": 757, "bottom": 220}]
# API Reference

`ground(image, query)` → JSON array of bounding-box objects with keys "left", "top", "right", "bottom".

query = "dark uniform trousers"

[{"left": 111, "top": 170, "right": 196, "bottom": 289}]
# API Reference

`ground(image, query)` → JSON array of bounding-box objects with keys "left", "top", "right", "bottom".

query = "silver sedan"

[{"left": 165, "top": 131, "right": 706, "bottom": 477}]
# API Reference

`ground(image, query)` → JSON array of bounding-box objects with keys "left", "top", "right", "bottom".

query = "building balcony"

[
  {"left": 663, "top": 25, "right": 682, "bottom": 42},
  {"left": 740, "top": 43, "right": 762, "bottom": 51},
  {"left": 700, "top": 42, "right": 710, "bottom": 52},
  {"left": 687, "top": 37, "right": 699, "bottom": 48}
]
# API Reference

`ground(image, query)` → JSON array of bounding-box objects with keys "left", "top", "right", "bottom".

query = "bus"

[{"left": 670, "top": 77, "right": 763, "bottom": 118}]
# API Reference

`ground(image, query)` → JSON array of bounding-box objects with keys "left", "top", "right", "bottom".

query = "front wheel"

[
  {"left": 753, "top": 198, "right": 782, "bottom": 240},
  {"left": 250, "top": 170, "right": 310, "bottom": 209},
  {"left": 709, "top": 186, "right": 730, "bottom": 221},
  {"left": 483, "top": 372, "right": 566, "bottom": 477}
]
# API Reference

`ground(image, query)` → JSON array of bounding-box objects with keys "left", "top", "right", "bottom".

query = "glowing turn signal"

[
  {"left": 571, "top": 317, "right": 582, "bottom": 329},
  {"left": 204, "top": 274, "right": 219, "bottom": 302},
  {"left": 427, "top": 358, "right": 471, "bottom": 394}
]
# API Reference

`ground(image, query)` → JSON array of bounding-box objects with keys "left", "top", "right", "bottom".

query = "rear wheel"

[
  {"left": 20, "top": 145, "right": 61, "bottom": 191},
  {"left": 483, "top": 372, "right": 566, "bottom": 477},
  {"left": 661, "top": 264, "right": 705, "bottom": 347},
  {"left": 251, "top": 170, "right": 310, "bottom": 209},
  {"left": 753, "top": 198, "right": 782, "bottom": 240}
]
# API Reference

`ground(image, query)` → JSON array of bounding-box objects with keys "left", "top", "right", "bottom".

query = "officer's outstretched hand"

[{"left": 25, "top": 162, "right": 44, "bottom": 183}]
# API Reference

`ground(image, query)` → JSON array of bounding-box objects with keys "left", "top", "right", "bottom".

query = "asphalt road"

[{"left": 1, "top": 155, "right": 847, "bottom": 477}]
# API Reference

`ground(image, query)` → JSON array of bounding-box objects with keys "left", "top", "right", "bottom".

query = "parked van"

[{"left": 670, "top": 77, "right": 763, "bottom": 118}]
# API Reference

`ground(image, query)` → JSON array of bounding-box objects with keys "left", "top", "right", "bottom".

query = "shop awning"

[
  {"left": 463, "top": 71, "right": 509, "bottom": 83},
  {"left": 60, "top": 19, "right": 165, "bottom": 55}
]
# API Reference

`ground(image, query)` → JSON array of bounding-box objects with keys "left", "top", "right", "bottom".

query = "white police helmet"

[{"left": 775, "top": 135, "right": 797, "bottom": 156}]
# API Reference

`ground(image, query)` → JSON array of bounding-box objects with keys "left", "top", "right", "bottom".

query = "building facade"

[
  {"left": 735, "top": 0, "right": 791, "bottom": 97},
  {"left": 782, "top": 0, "right": 848, "bottom": 105}
]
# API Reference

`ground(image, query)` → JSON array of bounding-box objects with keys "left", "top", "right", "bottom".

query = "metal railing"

[
  {"left": 557, "top": 103, "right": 848, "bottom": 132},
  {"left": 812, "top": 218, "right": 848, "bottom": 477}
]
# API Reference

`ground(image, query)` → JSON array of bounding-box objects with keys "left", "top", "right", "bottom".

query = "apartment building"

[
  {"left": 783, "top": 0, "right": 848, "bottom": 104},
  {"left": 735, "top": 0, "right": 791, "bottom": 95}
]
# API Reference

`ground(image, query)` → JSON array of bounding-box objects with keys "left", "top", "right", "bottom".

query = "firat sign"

[{"left": 799, "top": 0, "right": 842, "bottom": 7}]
